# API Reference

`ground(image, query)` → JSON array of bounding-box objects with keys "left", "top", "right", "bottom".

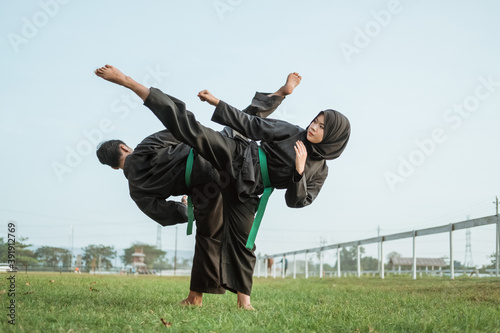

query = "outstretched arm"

[
  {"left": 132, "top": 195, "right": 188, "bottom": 226},
  {"left": 210, "top": 100, "right": 302, "bottom": 142}
]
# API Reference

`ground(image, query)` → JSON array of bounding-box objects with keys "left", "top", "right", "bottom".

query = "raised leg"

[
  {"left": 144, "top": 87, "right": 239, "bottom": 181},
  {"left": 269, "top": 72, "right": 302, "bottom": 98},
  {"left": 95, "top": 65, "right": 150, "bottom": 101}
]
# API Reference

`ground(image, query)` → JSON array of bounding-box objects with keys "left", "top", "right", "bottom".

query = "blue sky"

[{"left": 1, "top": 0, "right": 500, "bottom": 267}]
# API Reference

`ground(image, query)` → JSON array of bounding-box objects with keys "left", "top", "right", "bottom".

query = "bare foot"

[
  {"left": 238, "top": 303, "right": 256, "bottom": 310},
  {"left": 270, "top": 72, "right": 302, "bottom": 97},
  {"left": 94, "top": 64, "right": 129, "bottom": 86},
  {"left": 94, "top": 64, "right": 150, "bottom": 101},
  {"left": 237, "top": 292, "right": 255, "bottom": 310},
  {"left": 179, "top": 290, "right": 203, "bottom": 307}
]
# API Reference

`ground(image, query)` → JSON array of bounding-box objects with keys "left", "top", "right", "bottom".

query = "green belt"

[
  {"left": 246, "top": 146, "right": 274, "bottom": 250},
  {"left": 185, "top": 148, "right": 194, "bottom": 235}
]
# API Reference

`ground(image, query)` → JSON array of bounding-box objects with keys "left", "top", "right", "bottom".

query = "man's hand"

[
  {"left": 294, "top": 140, "right": 307, "bottom": 175},
  {"left": 181, "top": 195, "right": 188, "bottom": 205},
  {"left": 198, "top": 90, "right": 220, "bottom": 106}
]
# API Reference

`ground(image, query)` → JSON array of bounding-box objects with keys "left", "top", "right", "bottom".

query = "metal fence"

[{"left": 256, "top": 215, "right": 500, "bottom": 280}]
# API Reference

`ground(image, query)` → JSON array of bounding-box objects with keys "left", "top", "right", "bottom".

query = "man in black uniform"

[{"left": 97, "top": 130, "right": 226, "bottom": 306}]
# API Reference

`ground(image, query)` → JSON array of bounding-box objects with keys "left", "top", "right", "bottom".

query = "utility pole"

[
  {"left": 156, "top": 224, "right": 162, "bottom": 250},
  {"left": 377, "top": 225, "right": 381, "bottom": 273},
  {"left": 464, "top": 229, "right": 473, "bottom": 268},
  {"left": 68, "top": 225, "right": 74, "bottom": 271},
  {"left": 494, "top": 196, "right": 498, "bottom": 216},
  {"left": 174, "top": 225, "right": 178, "bottom": 276},
  {"left": 464, "top": 216, "right": 473, "bottom": 269},
  {"left": 495, "top": 196, "right": 499, "bottom": 277}
]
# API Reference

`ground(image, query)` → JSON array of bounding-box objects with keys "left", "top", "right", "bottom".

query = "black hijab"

[{"left": 307, "top": 109, "right": 350, "bottom": 160}]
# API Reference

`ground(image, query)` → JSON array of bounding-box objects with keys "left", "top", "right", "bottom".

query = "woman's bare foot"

[
  {"left": 237, "top": 292, "right": 255, "bottom": 310},
  {"left": 270, "top": 72, "right": 302, "bottom": 98},
  {"left": 94, "top": 64, "right": 150, "bottom": 101},
  {"left": 179, "top": 290, "right": 203, "bottom": 306}
]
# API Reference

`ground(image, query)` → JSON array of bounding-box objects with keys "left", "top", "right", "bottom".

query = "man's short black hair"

[{"left": 96, "top": 140, "right": 126, "bottom": 168}]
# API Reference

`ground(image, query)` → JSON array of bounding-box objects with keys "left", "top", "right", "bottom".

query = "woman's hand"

[
  {"left": 198, "top": 90, "right": 220, "bottom": 106},
  {"left": 294, "top": 140, "right": 307, "bottom": 175}
]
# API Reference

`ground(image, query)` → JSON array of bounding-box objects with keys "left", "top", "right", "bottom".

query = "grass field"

[{"left": 0, "top": 273, "right": 499, "bottom": 332}]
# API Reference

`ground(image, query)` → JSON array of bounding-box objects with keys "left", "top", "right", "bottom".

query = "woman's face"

[{"left": 307, "top": 114, "right": 324, "bottom": 144}]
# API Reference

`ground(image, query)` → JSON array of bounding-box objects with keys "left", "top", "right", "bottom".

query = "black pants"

[
  {"left": 190, "top": 184, "right": 225, "bottom": 294},
  {"left": 145, "top": 88, "right": 283, "bottom": 295}
]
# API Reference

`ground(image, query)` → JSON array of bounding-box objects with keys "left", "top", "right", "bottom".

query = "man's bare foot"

[
  {"left": 238, "top": 303, "right": 256, "bottom": 310},
  {"left": 179, "top": 290, "right": 203, "bottom": 307},
  {"left": 270, "top": 72, "right": 302, "bottom": 98},
  {"left": 94, "top": 64, "right": 150, "bottom": 101},
  {"left": 237, "top": 292, "right": 255, "bottom": 310},
  {"left": 94, "top": 64, "right": 129, "bottom": 86}
]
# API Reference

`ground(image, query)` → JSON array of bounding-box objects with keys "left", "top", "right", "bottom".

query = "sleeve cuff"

[
  {"left": 177, "top": 202, "right": 189, "bottom": 222},
  {"left": 293, "top": 170, "right": 303, "bottom": 182},
  {"left": 211, "top": 100, "right": 227, "bottom": 125}
]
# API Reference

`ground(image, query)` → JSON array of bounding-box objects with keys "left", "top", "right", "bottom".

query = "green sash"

[
  {"left": 185, "top": 148, "right": 194, "bottom": 235},
  {"left": 246, "top": 146, "right": 274, "bottom": 249}
]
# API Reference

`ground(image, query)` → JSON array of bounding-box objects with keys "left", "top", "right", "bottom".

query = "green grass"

[{"left": 0, "top": 273, "right": 499, "bottom": 332}]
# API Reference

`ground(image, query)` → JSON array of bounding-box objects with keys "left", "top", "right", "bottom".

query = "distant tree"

[
  {"left": 121, "top": 243, "right": 168, "bottom": 269},
  {"left": 35, "top": 246, "right": 72, "bottom": 267},
  {"left": 361, "top": 256, "right": 379, "bottom": 271},
  {"left": 334, "top": 247, "right": 359, "bottom": 271},
  {"left": 386, "top": 251, "right": 401, "bottom": 263},
  {"left": 490, "top": 252, "right": 497, "bottom": 267},
  {"left": 0, "top": 236, "right": 37, "bottom": 269},
  {"left": 177, "top": 258, "right": 192, "bottom": 269},
  {"left": 487, "top": 252, "right": 497, "bottom": 268},
  {"left": 82, "top": 244, "right": 116, "bottom": 271},
  {"left": 478, "top": 253, "right": 498, "bottom": 273},
  {"left": 16, "top": 237, "right": 38, "bottom": 268},
  {"left": 0, "top": 237, "right": 7, "bottom": 262},
  {"left": 333, "top": 246, "right": 378, "bottom": 271}
]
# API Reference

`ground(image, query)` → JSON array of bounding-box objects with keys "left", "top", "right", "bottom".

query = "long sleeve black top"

[
  {"left": 123, "top": 130, "right": 220, "bottom": 226},
  {"left": 211, "top": 101, "right": 329, "bottom": 208}
]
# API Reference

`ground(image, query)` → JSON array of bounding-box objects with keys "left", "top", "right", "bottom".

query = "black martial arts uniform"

[
  {"left": 124, "top": 130, "right": 225, "bottom": 294},
  {"left": 144, "top": 87, "right": 349, "bottom": 295}
]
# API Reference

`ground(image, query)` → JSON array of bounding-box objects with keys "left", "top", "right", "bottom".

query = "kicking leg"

[
  {"left": 269, "top": 72, "right": 302, "bottom": 98},
  {"left": 198, "top": 72, "right": 300, "bottom": 118},
  {"left": 95, "top": 64, "right": 237, "bottom": 179},
  {"left": 95, "top": 65, "right": 150, "bottom": 101},
  {"left": 241, "top": 72, "right": 301, "bottom": 118}
]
